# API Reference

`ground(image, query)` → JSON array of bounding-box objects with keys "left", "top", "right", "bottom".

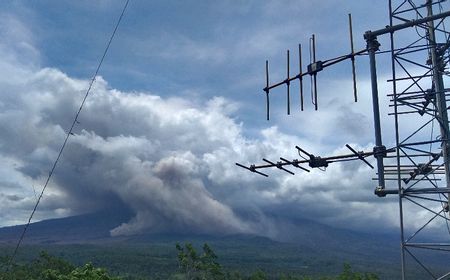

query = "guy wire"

[{"left": 6, "top": 0, "right": 130, "bottom": 268}]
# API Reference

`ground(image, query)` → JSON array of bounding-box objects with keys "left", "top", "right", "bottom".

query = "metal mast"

[{"left": 427, "top": 0, "right": 450, "bottom": 204}]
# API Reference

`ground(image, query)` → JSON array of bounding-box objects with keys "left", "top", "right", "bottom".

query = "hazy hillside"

[
  {"left": 0, "top": 209, "right": 133, "bottom": 244},
  {"left": 0, "top": 211, "right": 407, "bottom": 279},
  {"left": 2, "top": 211, "right": 449, "bottom": 279}
]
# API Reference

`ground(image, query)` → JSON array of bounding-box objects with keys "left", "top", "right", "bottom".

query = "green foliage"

[
  {"left": 278, "top": 263, "right": 379, "bottom": 280},
  {"left": 279, "top": 274, "right": 311, "bottom": 280},
  {"left": 0, "top": 245, "right": 381, "bottom": 280},
  {"left": 173, "top": 243, "right": 379, "bottom": 280},
  {"left": 248, "top": 269, "right": 267, "bottom": 280},
  {"left": 44, "top": 263, "right": 120, "bottom": 280},
  {"left": 335, "top": 263, "right": 379, "bottom": 280},
  {"left": 0, "top": 251, "right": 119, "bottom": 280},
  {"left": 175, "top": 242, "right": 224, "bottom": 280},
  {"left": 0, "top": 251, "right": 74, "bottom": 280}
]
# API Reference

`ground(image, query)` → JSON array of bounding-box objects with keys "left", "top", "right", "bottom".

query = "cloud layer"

[
  {"left": 0, "top": 7, "right": 411, "bottom": 241},
  {"left": 0, "top": 59, "right": 401, "bottom": 239}
]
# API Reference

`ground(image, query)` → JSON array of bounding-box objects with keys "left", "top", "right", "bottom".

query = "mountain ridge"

[
  {"left": 1, "top": 211, "right": 440, "bottom": 279},
  {"left": 0, "top": 209, "right": 399, "bottom": 262}
]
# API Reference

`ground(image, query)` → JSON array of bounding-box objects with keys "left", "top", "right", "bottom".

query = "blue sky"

[{"left": 0, "top": 0, "right": 445, "bottom": 240}]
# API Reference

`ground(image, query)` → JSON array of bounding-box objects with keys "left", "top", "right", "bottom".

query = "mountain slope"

[
  {"left": 0, "top": 211, "right": 436, "bottom": 279},
  {"left": 0, "top": 210, "right": 396, "bottom": 249},
  {"left": 0, "top": 209, "right": 133, "bottom": 244},
  {"left": 0, "top": 210, "right": 401, "bottom": 269}
]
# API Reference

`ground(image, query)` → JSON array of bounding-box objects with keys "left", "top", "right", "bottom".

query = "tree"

[
  {"left": 175, "top": 242, "right": 224, "bottom": 280},
  {"left": 0, "top": 251, "right": 119, "bottom": 280},
  {"left": 44, "top": 263, "right": 120, "bottom": 280},
  {"left": 336, "top": 263, "right": 379, "bottom": 280},
  {"left": 249, "top": 269, "right": 267, "bottom": 280}
]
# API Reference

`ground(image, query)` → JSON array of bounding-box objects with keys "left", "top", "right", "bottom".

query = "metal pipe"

[
  {"left": 388, "top": 0, "right": 405, "bottom": 276},
  {"left": 365, "top": 9, "right": 450, "bottom": 38},
  {"left": 426, "top": 0, "right": 450, "bottom": 207},
  {"left": 366, "top": 36, "right": 387, "bottom": 195}
]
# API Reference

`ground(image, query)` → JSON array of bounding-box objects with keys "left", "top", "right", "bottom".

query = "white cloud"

[{"left": 0, "top": 13, "right": 40, "bottom": 69}]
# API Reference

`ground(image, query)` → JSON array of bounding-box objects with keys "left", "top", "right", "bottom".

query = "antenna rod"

[
  {"left": 311, "top": 34, "right": 318, "bottom": 110},
  {"left": 295, "top": 145, "right": 311, "bottom": 157},
  {"left": 349, "top": 13, "right": 358, "bottom": 102},
  {"left": 346, "top": 144, "right": 374, "bottom": 169},
  {"left": 263, "top": 158, "right": 295, "bottom": 175},
  {"left": 235, "top": 163, "right": 268, "bottom": 177},
  {"left": 299, "top": 44, "right": 304, "bottom": 111},
  {"left": 265, "top": 60, "right": 270, "bottom": 121},
  {"left": 287, "top": 49, "right": 291, "bottom": 115},
  {"left": 280, "top": 157, "right": 310, "bottom": 172}
]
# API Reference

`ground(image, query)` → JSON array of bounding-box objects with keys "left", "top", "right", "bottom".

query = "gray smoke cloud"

[{"left": 1, "top": 68, "right": 255, "bottom": 235}]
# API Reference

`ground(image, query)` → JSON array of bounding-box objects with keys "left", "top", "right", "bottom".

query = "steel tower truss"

[{"left": 379, "top": 0, "right": 450, "bottom": 278}]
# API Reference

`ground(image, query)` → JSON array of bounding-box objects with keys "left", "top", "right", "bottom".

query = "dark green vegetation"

[
  {"left": 0, "top": 233, "right": 391, "bottom": 279},
  {"left": 173, "top": 242, "right": 379, "bottom": 280},
  {"left": 0, "top": 251, "right": 119, "bottom": 280},
  {"left": 0, "top": 238, "right": 448, "bottom": 279},
  {"left": 0, "top": 244, "right": 379, "bottom": 280}
]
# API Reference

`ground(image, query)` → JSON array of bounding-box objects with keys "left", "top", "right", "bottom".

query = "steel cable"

[{"left": 6, "top": 0, "right": 130, "bottom": 267}]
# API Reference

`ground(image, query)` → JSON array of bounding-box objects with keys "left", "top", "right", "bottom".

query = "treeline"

[
  {"left": 0, "top": 243, "right": 379, "bottom": 280},
  {"left": 0, "top": 251, "right": 119, "bottom": 280},
  {"left": 173, "top": 243, "right": 379, "bottom": 280}
]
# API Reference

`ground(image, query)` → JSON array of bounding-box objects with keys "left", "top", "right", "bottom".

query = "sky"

[{"left": 0, "top": 0, "right": 448, "bottom": 241}]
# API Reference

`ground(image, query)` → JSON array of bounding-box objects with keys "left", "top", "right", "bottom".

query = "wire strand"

[{"left": 7, "top": 0, "right": 130, "bottom": 267}]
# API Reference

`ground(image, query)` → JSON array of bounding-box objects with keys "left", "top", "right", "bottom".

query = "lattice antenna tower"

[
  {"left": 375, "top": 1, "right": 450, "bottom": 278},
  {"left": 236, "top": 1, "right": 450, "bottom": 279}
]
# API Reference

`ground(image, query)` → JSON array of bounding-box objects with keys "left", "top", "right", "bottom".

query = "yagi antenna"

[
  {"left": 261, "top": 13, "right": 364, "bottom": 118},
  {"left": 236, "top": 144, "right": 392, "bottom": 177}
]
